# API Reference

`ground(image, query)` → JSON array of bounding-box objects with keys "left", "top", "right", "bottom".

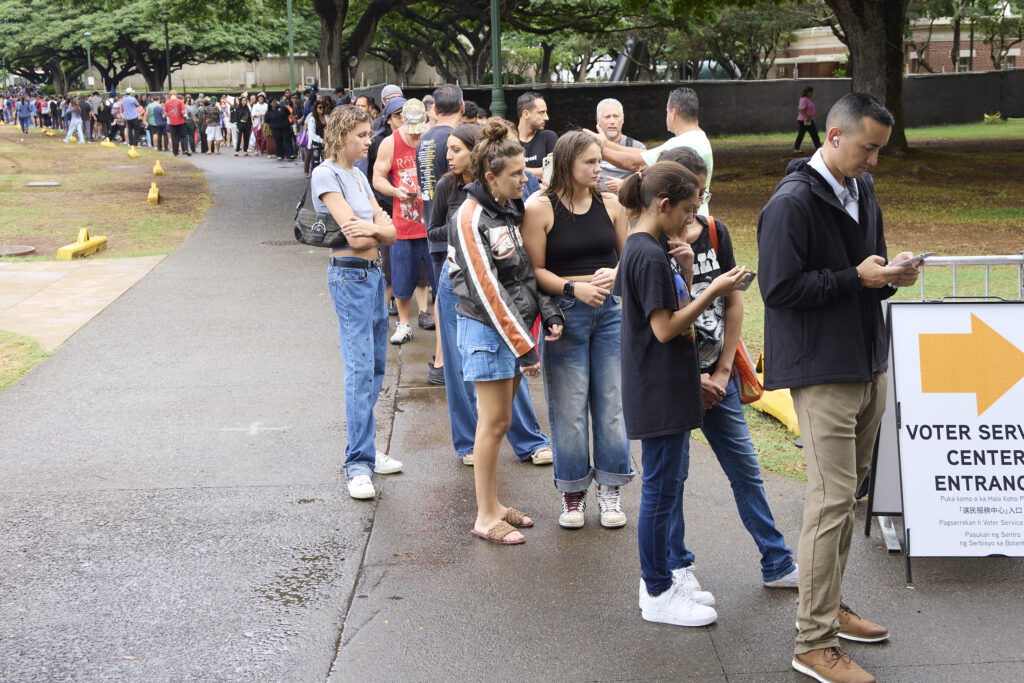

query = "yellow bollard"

[
  {"left": 147, "top": 182, "right": 159, "bottom": 205},
  {"left": 100, "top": 139, "right": 115, "bottom": 148},
  {"left": 127, "top": 146, "right": 140, "bottom": 158},
  {"left": 70, "top": 134, "right": 78, "bottom": 142},
  {"left": 56, "top": 228, "right": 108, "bottom": 259},
  {"left": 153, "top": 160, "right": 164, "bottom": 176},
  {"left": 46, "top": 129, "right": 56, "bottom": 137}
]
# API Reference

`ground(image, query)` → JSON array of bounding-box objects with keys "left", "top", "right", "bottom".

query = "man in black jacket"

[{"left": 758, "top": 93, "right": 920, "bottom": 683}]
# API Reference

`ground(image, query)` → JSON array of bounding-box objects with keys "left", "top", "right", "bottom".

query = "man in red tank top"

[{"left": 373, "top": 98, "right": 432, "bottom": 344}]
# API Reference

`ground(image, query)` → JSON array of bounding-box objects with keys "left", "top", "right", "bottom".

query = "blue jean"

[
  {"left": 437, "top": 261, "right": 549, "bottom": 460},
  {"left": 639, "top": 433, "right": 689, "bottom": 596},
  {"left": 391, "top": 237, "right": 430, "bottom": 299},
  {"left": 673, "top": 375, "right": 795, "bottom": 582},
  {"left": 328, "top": 259, "right": 389, "bottom": 480},
  {"left": 64, "top": 118, "right": 84, "bottom": 143},
  {"left": 20, "top": 116, "right": 32, "bottom": 133},
  {"left": 542, "top": 295, "right": 633, "bottom": 492}
]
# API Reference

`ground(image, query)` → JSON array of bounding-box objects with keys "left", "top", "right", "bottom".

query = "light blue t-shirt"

[
  {"left": 310, "top": 159, "right": 375, "bottom": 221},
  {"left": 122, "top": 95, "right": 139, "bottom": 120}
]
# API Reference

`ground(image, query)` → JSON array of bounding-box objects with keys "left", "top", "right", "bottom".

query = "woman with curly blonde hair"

[{"left": 311, "top": 105, "right": 402, "bottom": 499}]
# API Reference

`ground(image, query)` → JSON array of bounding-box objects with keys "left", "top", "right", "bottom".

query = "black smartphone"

[{"left": 736, "top": 271, "right": 757, "bottom": 291}]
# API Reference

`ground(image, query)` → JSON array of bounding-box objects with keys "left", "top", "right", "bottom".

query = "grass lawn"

[
  {"left": 0, "top": 330, "right": 50, "bottom": 392},
  {"left": 0, "top": 124, "right": 209, "bottom": 259},
  {"left": 0, "top": 123, "right": 209, "bottom": 393},
  {"left": 698, "top": 119, "right": 1024, "bottom": 479}
]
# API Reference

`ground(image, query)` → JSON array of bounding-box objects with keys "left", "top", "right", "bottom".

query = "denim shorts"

[
  {"left": 457, "top": 315, "right": 520, "bottom": 382},
  {"left": 390, "top": 237, "right": 430, "bottom": 299}
]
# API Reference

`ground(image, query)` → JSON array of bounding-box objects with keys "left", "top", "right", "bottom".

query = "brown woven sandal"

[
  {"left": 470, "top": 520, "right": 525, "bottom": 545},
  {"left": 502, "top": 507, "right": 534, "bottom": 528}
]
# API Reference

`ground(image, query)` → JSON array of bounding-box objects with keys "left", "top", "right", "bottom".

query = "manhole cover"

[
  {"left": 26, "top": 181, "right": 60, "bottom": 187},
  {"left": 0, "top": 245, "right": 36, "bottom": 256},
  {"left": 259, "top": 240, "right": 301, "bottom": 247}
]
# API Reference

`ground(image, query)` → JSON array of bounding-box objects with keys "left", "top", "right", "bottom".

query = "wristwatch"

[{"left": 562, "top": 281, "right": 575, "bottom": 297}]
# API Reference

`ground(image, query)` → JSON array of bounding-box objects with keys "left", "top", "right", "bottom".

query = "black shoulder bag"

[{"left": 294, "top": 180, "right": 348, "bottom": 248}]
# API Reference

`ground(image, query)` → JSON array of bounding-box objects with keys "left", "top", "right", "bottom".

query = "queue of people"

[{"left": 310, "top": 82, "right": 921, "bottom": 683}]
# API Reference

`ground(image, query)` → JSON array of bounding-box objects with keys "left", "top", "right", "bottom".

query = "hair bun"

[{"left": 482, "top": 118, "right": 513, "bottom": 143}]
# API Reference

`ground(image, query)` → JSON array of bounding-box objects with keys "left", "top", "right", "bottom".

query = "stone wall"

[{"left": 379, "top": 71, "right": 1023, "bottom": 141}]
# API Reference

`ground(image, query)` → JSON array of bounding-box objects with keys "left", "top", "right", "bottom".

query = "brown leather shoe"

[
  {"left": 793, "top": 646, "right": 876, "bottom": 683},
  {"left": 838, "top": 602, "right": 889, "bottom": 642}
]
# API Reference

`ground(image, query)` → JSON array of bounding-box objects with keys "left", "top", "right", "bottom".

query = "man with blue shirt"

[{"left": 122, "top": 88, "right": 141, "bottom": 146}]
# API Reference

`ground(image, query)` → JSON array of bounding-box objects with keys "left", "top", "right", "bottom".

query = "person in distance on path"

[{"left": 758, "top": 93, "right": 921, "bottom": 683}]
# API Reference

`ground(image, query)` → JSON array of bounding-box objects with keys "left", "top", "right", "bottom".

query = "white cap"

[{"left": 125, "top": 87, "right": 134, "bottom": 94}]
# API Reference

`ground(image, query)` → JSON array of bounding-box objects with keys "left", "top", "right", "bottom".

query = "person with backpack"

[
  {"left": 656, "top": 145, "right": 799, "bottom": 594},
  {"left": 616, "top": 161, "right": 747, "bottom": 627},
  {"left": 594, "top": 98, "right": 647, "bottom": 192}
]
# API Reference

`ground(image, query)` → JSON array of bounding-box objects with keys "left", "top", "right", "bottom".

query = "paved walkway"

[
  {"left": 1, "top": 154, "right": 1022, "bottom": 682},
  {"left": 0, "top": 256, "right": 164, "bottom": 351}
]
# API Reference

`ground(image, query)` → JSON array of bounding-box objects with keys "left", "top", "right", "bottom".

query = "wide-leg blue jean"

[
  {"left": 541, "top": 295, "right": 633, "bottom": 492},
  {"left": 329, "top": 259, "right": 389, "bottom": 480},
  {"left": 639, "top": 433, "right": 689, "bottom": 596},
  {"left": 672, "top": 374, "right": 795, "bottom": 582},
  {"left": 437, "top": 261, "right": 549, "bottom": 460}
]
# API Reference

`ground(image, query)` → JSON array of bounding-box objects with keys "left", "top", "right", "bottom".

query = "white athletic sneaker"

[
  {"left": 638, "top": 580, "right": 718, "bottom": 627},
  {"left": 672, "top": 566, "right": 716, "bottom": 606},
  {"left": 390, "top": 322, "right": 412, "bottom": 345},
  {"left": 596, "top": 484, "right": 627, "bottom": 528},
  {"left": 764, "top": 563, "right": 800, "bottom": 588},
  {"left": 374, "top": 450, "right": 403, "bottom": 474},
  {"left": 558, "top": 491, "right": 586, "bottom": 529},
  {"left": 347, "top": 474, "right": 375, "bottom": 499}
]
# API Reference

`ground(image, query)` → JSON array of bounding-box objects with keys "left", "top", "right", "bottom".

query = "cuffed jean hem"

[
  {"left": 558, "top": 466, "right": 636, "bottom": 491},
  {"left": 554, "top": 471, "right": 593, "bottom": 493},
  {"left": 345, "top": 463, "right": 375, "bottom": 480}
]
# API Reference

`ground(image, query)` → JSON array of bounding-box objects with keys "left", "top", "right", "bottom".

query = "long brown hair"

[{"left": 546, "top": 131, "right": 602, "bottom": 212}]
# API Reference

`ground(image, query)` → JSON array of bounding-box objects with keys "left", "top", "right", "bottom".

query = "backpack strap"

[{"left": 707, "top": 215, "right": 719, "bottom": 252}]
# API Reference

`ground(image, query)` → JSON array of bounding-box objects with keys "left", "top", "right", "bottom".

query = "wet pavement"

[{"left": 2, "top": 153, "right": 1023, "bottom": 682}]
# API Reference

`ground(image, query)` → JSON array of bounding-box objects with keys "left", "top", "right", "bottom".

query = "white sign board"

[{"left": 890, "top": 301, "right": 1024, "bottom": 557}]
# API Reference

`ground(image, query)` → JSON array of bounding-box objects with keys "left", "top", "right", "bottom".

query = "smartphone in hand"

[
  {"left": 888, "top": 252, "right": 932, "bottom": 268},
  {"left": 736, "top": 271, "right": 757, "bottom": 291}
]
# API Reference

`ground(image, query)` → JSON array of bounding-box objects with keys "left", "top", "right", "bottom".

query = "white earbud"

[{"left": 832, "top": 136, "right": 839, "bottom": 147}]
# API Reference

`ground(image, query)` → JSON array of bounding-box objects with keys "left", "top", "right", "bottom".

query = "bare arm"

[
  {"left": 648, "top": 267, "right": 746, "bottom": 344},
  {"left": 321, "top": 192, "right": 394, "bottom": 250},
  {"left": 372, "top": 136, "right": 400, "bottom": 198},
  {"left": 601, "top": 141, "right": 646, "bottom": 172}
]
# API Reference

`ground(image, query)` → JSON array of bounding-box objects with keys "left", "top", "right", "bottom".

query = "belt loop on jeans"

[{"left": 330, "top": 256, "right": 382, "bottom": 269}]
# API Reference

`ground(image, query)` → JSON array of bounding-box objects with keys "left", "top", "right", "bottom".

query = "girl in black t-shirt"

[{"left": 617, "top": 161, "right": 746, "bottom": 627}]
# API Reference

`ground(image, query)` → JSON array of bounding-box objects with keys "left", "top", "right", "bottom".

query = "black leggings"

[{"left": 236, "top": 124, "right": 252, "bottom": 152}]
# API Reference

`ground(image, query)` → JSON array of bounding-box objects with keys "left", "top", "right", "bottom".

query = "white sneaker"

[
  {"left": 764, "top": 563, "right": 799, "bottom": 588},
  {"left": 596, "top": 484, "right": 627, "bottom": 528},
  {"left": 672, "top": 566, "right": 716, "bottom": 606},
  {"left": 374, "top": 450, "right": 403, "bottom": 474},
  {"left": 347, "top": 474, "right": 375, "bottom": 499},
  {"left": 390, "top": 322, "right": 412, "bottom": 345},
  {"left": 638, "top": 580, "right": 718, "bottom": 627},
  {"left": 558, "top": 491, "right": 586, "bottom": 529}
]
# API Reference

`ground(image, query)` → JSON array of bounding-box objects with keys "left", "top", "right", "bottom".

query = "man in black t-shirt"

[
  {"left": 516, "top": 92, "right": 557, "bottom": 179},
  {"left": 415, "top": 84, "right": 465, "bottom": 384}
]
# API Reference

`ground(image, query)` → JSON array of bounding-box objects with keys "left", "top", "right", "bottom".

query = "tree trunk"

[
  {"left": 314, "top": 0, "right": 405, "bottom": 89},
  {"left": 950, "top": 1, "right": 965, "bottom": 70},
  {"left": 539, "top": 42, "right": 553, "bottom": 84},
  {"left": 826, "top": 0, "right": 910, "bottom": 152}
]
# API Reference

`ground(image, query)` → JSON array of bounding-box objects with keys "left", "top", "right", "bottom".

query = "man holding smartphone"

[{"left": 758, "top": 93, "right": 921, "bottom": 683}]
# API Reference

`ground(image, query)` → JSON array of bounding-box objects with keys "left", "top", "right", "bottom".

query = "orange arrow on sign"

[{"left": 919, "top": 313, "right": 1024, "bottom": 415}]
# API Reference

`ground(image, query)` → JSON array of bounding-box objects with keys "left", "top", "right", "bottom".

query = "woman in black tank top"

[{"left": 522, "top": 131, "right": 635, "bottom": 531}]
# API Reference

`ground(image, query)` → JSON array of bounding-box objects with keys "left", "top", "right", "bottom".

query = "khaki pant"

[{"left": 792, "top": 373, "right": 887, "bottom": 654}]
